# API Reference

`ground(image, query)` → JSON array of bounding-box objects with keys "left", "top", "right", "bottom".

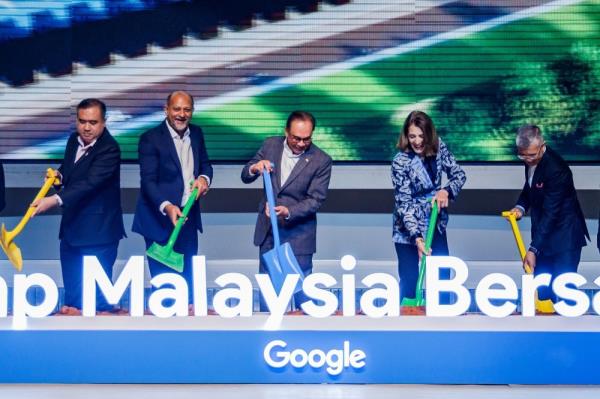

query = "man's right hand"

[
  {"left": 165, "top": 204, "right": 183, "bottom": 226},
  {"left": 250, "top": 160, "right": 273, "bottom": 175},
  {"left": 509, "top": 207, "right": 523, "bottom": 220}
]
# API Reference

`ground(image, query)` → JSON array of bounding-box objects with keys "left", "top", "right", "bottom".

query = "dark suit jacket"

[
  {"left": 516, "top": 146, "right": 589, "bottom": 256},
  {"left": 57, "top": 129, "right": 125, "bottom": 247},
  {"left": 0, "top": 160, "right": 5, "bottom": 212},
  {"left": 132, "top": 121, "right": 213, "bottom": 243},
  {"left": 241, "top": 136, "right": 332, "bottom": 255}
]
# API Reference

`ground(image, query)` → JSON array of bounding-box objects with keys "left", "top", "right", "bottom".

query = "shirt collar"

[
  {"left": 77, "top": 135, "right": 98, "bottom": 149},
  {"left": 283, "top": 138, "right": 304, "bottom": 158},
  {"left": 166, "top": 119, "right": 190, "bottom": 140}
]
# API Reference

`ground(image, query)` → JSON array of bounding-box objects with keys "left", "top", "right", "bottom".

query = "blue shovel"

[{"left": 261, "top": 168, "right": 304, "bottom": 294}]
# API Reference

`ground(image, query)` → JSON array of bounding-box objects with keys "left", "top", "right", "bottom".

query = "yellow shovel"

[
  {"left": 501, "top": 211, "right": 554, "bottom": 314},
  {"left": 0, "top": 168, "right": 60, "bottom": 271}
]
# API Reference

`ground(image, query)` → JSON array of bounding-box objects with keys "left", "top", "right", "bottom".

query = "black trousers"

[
  {"left": 60, "top": 240, "right": 119, "bottom": 311},
  {"left": 535, "top": 247, "right": 582, "bottom": 302},
  {"left": 395, "top": 228, "right": 451, "bottom": 305}
]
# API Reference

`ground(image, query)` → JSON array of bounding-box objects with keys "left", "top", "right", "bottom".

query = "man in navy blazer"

[
  {"left": 241, "top": 111, "right": 332, "bottom": 313},
  {"left": 132, "top": 91, "right": 213, "bottom": 303},
  {"left": 33, "top": 99, "right": 125, "bottom": 315},
  {"left": 510, "top": 124, "right": 589, "bottom": 304}
]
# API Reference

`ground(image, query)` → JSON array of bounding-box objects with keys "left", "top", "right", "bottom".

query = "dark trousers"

[
  {"left": 144, "top": 217, "right": 198, "bottom": 302},
  {"left": 395, "top": 229, "right": 451, "bottom": 305},
  {"left": 60, "top": 240, "right": 119, "bottom": 311},
  {"left": 258, "top": 248, "right": 313, "bottom": 312},
  {"left": 535, "top": 248, "right": 582, "bottom": 302}
]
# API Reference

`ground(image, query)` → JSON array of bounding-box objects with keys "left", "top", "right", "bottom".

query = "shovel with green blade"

[
  {"left": 401, "top": 200, "right": 439, "bottom": 315},
  {"left": 146, "top": 187, "right": 199, "bottom": 273}
]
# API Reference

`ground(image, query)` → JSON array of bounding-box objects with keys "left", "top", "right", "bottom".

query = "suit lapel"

[
  {"left": 190, "top": 128, "right": 200, "bottom": 177},
  {"left": 163, "top": 121, "right": 183, "bottom": 175},
  {"left": 280, "top": 147, "right": 311, "bottom": 192}
]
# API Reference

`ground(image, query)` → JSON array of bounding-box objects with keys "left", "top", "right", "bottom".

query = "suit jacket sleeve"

[
  {"left": 529, "top": 165, "right": 571, "bottom": 251},
  {"left": 516, "top": 180, "right": 530, "bottom": 213},
  {"left": 285, "top": 155, "right": 332, "bottom": 225},
  {"left": 440, "top": 143, "right": 466, "bottom": 199},
  {"left": 241, "top": 141, "right": 268, "bottom": 184},
  {"left": 392, "top": 156, "right": 423, "bottom": 242},
  {"left": 197, "top": 129, "right": 213, "bottom": 182},
  {"left": 58, "top": 141, "right": 121, "bottom": 208}
]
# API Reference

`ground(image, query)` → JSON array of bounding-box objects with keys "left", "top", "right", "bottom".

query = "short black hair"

[
  {"left": 286, "top": 110, "right": 316, "bottom": 132},
  {"left": 77, "top": 98, "right": 107, "bottom": 120},
  {"left": 166, "top": 90, "right": 195, "bottom": 109}
]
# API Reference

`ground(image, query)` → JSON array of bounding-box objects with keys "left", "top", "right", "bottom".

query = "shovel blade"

[
  {"left": 262, "top": 242, "right": 303, "bottom": 294},
  {"left": 0, "top": 224, "right": 22, "bottom": 271},
  {"left": 401, "top": 297, "right": 425, "bottom": 307},
  {"left": 146, "top": 242, "right": 184, "bottom": 273}
]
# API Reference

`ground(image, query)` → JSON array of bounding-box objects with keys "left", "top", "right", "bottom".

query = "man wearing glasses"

[
  {"left": 509, "top": 124, "right": 589, "bottom": 309},
  {"left": 241, "top": 111, "right": 332, "bottom": 314}
]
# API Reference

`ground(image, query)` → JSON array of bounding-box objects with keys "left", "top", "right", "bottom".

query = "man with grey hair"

[{"left": 510, "top": 124, "right": 589, "bottom": 309}]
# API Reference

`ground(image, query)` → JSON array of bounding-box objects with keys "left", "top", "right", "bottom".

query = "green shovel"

[
  {"left": 401, "top": 200, "right": 439, "bottom": 309},
  {"left": 146, "top": 187, "right": 199, "bottom": 273}
]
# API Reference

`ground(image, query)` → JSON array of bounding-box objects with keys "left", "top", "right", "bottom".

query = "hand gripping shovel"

[
  {"left": 1, "top": 168, "right": 60, "bottom": 271},
  {"left": 400, "top": 201, "right": 439, "bottom": 315},
  {"left": 501, "top": 211, "right": 554, "bottom": 314},
  {"left": 146, "top": 188, "right": 199, "bottom": 273},
  {"left": 261, "top": 168, "right": 303, "bottom": 295}
]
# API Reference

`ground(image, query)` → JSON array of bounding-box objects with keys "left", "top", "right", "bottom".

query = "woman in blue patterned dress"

[{"left": 392, "top": 111, "right": 466, "bottom": 305}]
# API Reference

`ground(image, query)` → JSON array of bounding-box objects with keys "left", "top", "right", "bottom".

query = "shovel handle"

[
  {"left": 9, "top": 169, "right": 59, "bottom": 239},
  {"left": 415, "top": 201, "right": 439, "bottom": 303},
  {"left": 262, "top": 167, "right": 281, "bottom": 248},
  {"left": 501, "top": 211, "right": 532, "bottom": 274},
  {"left": 164, "top": 187, "right": 199, "bottom": 249}
]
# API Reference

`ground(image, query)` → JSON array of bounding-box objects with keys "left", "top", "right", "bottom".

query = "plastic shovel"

[
  {"left": 501, "top": 211, "right": 554, "bottom": 314},
  {"left": 261, "top": 168, "right": 304, "bottom": 295},
  {"left": 400, "top": 201, "right": 439, "bottom": 314},
  {"left": 1, "top": 168, "right": 60, "bottom": 271},
  {"left": 146, "top": 188, "right": 199, "bottom": 273}
]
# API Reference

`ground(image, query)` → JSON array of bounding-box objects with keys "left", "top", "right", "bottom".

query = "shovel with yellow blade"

[
  {"left": 501, "top": 211, "right": 554, "bottom": 314},
  {"left": 1, "top": 168, "right": 60, "bottom": 271}
]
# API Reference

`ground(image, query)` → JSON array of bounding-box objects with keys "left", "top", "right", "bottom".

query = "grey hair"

[{"left": 516, "top": 124, "right": 543, "bottom": 149}]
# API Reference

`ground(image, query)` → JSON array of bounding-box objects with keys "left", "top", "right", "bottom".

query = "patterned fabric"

[{"left": 391, "top": 139, "right": 466, "bottom": 244}]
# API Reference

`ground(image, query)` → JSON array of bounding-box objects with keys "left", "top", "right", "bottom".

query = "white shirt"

[
  {"left": 280, "top": 139, "right": 303, "bottom": 186},
  {"left": 159, "top": 121, "right": 210, "bottom": 214}
]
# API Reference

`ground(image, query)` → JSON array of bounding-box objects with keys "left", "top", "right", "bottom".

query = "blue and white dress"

[{"left": 391, "top": 139, "right": 466, "bottom": 245}]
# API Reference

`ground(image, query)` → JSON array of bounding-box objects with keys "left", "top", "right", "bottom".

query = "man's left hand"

[
  {"left": 192, "top": 176, "right": 209, "bottom": 199},
  {"left": 265, "top": 203, "right": 289, "bottom": 219},
  {"left": 31, "top": 196, "right": 59, "bottom": 216},
  {"left": 524, "top": 250, "right": 536, "bottom": 273}
]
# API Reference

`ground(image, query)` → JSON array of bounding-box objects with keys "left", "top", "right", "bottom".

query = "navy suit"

[
  {"left": 241, "top": 136, "right": 332, "bottom": 310},
  {"left": 516, "top": 146, "right": 589, "bottom": 301},
  {"left": 57, "top": 129, "right": 125, "bottom": 310},
  {"left": 132, "top": 121, "right": 213, "bottom": 295}
]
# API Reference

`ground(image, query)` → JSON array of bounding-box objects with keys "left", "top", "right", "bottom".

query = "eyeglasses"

[
  {"left": 517, "top": 142, "right": 545, "bottom": 161},
  {"left": 289, "top": 134, "right": 312, "bottom": 144}
]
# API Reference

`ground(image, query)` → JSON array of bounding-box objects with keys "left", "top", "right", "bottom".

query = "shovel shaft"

[
  {"left": 501, "top": 211, "right": 531, "bottom": 273},
  {"left": 6, "top": 168, "right": 58, "bottom": 242},
  {"left": 262, "top": 168, "right": 281, "bottom": 248},
  {"left": 164, "top": 188, "right": 199, "bottom": 250},
  {"left": 414, "top": 201, "right": 439, "bottom": 303}
]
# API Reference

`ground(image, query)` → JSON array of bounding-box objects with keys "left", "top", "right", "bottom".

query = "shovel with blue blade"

[{"left": 261, "top": 168, "right": 304, "bottom": 295}]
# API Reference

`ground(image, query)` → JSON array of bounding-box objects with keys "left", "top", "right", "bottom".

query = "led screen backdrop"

[{"left": 0, "top": 0, "right": 599, "bottom": 161}]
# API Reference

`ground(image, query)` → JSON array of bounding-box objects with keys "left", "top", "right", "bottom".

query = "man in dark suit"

[
  {"left": 32, "top": 99, "right": 125, "bottom": 315},
  {"left": 0, "top": 160, "right": 5, "bottom": 212},
  {"left": 132, "top": 91, "right": 213, "bottom": 304},
  {"left": 510, "top": 124, "right": 589, "bottom": 304},
  {"left": 241, "top": 111, "right": 332, "bottom": 313}
]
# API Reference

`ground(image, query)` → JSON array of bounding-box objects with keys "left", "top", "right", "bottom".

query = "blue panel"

[{"left": 1, "top": 329, "right": 600, "bottom": 384}]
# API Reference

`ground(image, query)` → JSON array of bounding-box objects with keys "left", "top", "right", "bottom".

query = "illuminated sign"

[{"left": 3, "top": 255, "right": 600, "bottom": 328}]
